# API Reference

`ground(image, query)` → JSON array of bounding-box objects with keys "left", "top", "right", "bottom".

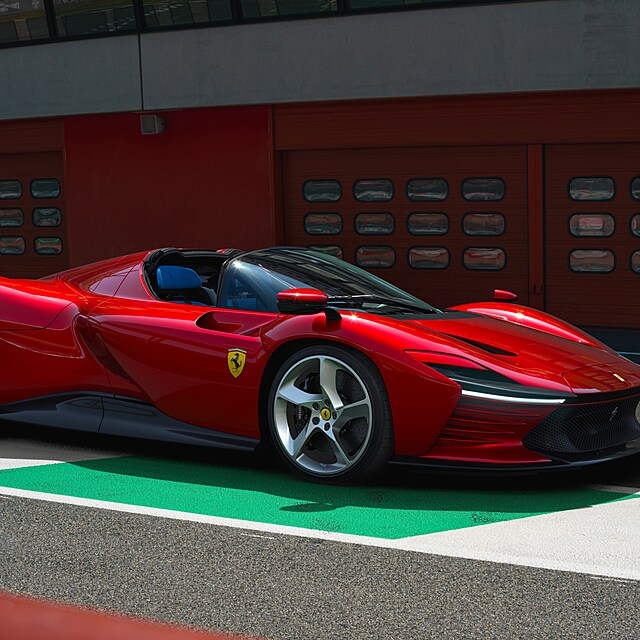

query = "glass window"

[
  {"left": 308, "top": 245, "right": 343, "bottom": 260},
  {"left": 631, "top": 215, "right": 640, "bottom": 237},
  {"left": 462, "top": 178, "right": 505, "bottom": 201},
  {"left": 304, "top": 213, "right": 342, "bottom": 235},
  {"left": 406, "top": 179, "right": 448, "bottom": 202},
  {"left": 0, "top": 0, "right": 49, "bottom": 44},
  {"left": 34, "top": 237, "right": 63, "bottom": 255},
  {"left": 632, "top": 251, "right": 640, "bottom": 274},
  {"left": 33, "top": 207, "right": 62, "bottom": 227},
  {"left": 303, "top": 180, "right": 341, "bottom": 203},
  {"left": 0, "top": 209, "right": 23, "bottom": 227},
  {"left": 569, "top": 177, "right": 615, "bottom": 201},
  {"left": 354, "top": 179, "right": 393, "bottom": 202},
  {"left": 409, "top": 247, "right": 449, "bottom": 269},
  {"left": 569, "top": 214, "right": 614, "bottom": 237},
  {"left": 463, "top": 212, "right": 505, "bottom": 236},
  {"left": 0, "top": 236, "right": 25, "bottom": 255},
  {"left": 54, "top": 0, "right": 139, "bottom": 36},
  {"left": 632, "top": 178, "right": 640, "bottom": 201},
  {"left": 31, "top": 179, "right": 60, "bottom": 199},
  {"left": 354, "top": 212, "right": 394, "bottom": 235},
  {"left": 143, "top": 0, "right": 231, "bottom": 28},
  {"left": 356, "top": 246, "right": 395, "bottom": 268},
  {"left": 569, "top": 249, "right": 615, "bottom": 273},
  {"left": 407, "top": 212, "right": 448, "bottom": 236},
  {"left": 463, "top": 247, "right": 506, "bottom": 271},
  {"left": 240, "top": 0, "right": 337, "bottom": 18},
  {"left": 0, "top": 180, "right": 21, "bottom": 199}
]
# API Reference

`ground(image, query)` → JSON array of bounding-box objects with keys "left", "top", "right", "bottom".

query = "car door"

[{"left": 88, "top": 296, "right": 278, "bottom": 439}]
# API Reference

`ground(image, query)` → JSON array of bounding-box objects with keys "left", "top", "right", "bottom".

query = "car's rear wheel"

[{"left": 267, "top": 345, "right": 393, "bottom": 484}]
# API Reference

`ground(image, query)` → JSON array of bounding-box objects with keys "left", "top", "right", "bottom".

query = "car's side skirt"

[{"left": 0, "top": 393, "right": 259, "bottom": 452}]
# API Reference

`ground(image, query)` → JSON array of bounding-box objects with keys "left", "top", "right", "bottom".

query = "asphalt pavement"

[{"left": 0, "top": 425, "right": 639, "bottom": 639}]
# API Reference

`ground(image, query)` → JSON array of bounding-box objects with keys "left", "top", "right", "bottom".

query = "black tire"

[{"left": 266, "top": 344, "right": 393, "bottom": 484}]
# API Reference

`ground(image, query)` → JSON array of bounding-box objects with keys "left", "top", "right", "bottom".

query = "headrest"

[{"left": 156, "top": 266, "right": 202, "bottom": 290}]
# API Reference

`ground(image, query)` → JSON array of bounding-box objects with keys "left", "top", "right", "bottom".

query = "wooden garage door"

[
  {"left": 546, "top": 144, "right": 640, "bottom": 328},
  {"left": 283, "top": 146, "right": 528, "bottom": 309},
  {"left": 0, "top": 151, "right": 67, "bottom": 279}
]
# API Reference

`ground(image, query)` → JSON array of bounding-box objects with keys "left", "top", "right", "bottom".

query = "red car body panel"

[{"left": 1, "top": 248, "right": 639, "bottom": 469}]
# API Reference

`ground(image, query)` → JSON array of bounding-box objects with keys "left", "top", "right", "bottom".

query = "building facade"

[{"left": 1, "top": 0, "right": 639, "bottom": 350}]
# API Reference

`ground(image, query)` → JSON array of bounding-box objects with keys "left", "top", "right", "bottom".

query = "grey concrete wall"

[
  {"left": 0, "top": 35, "right": 141, "bottom": 120},
  {"left": 141, "top": 0, "right": 640, "bottom": 109},
  {"left": 1, "top": 0, "right": 639, "bottom": 121}
]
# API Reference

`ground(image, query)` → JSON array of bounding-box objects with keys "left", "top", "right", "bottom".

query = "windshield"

[{"left": 217, "top": 247, "right": 440, "bottom": 315}]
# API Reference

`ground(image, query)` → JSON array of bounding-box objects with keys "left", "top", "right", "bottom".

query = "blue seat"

[{"left": 156, "top": 266, "right": 216, "bottom": 306}]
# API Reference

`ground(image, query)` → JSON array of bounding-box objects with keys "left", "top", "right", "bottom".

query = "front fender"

[
  {"left": 261, "top": 313, "right": 461, "bottom": 457},
  {"left": 448, "top": 302, "right": 616, "bottom": 354}
]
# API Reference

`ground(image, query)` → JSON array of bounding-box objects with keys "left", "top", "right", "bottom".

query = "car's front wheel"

[{"left": 267, "top": 345, "right": 393, "bottom": 484}]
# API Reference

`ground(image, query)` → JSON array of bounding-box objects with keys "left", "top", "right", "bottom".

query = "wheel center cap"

[{"left": 320, "top": 408, "right": 331, "bottom": 421}]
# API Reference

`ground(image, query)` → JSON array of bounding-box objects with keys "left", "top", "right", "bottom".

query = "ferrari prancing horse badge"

[{"left": 228, "top": 349, "right": 247, "bottom": 378}]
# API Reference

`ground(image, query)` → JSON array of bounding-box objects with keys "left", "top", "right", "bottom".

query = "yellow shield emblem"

[{"left": 228, "top": 349, "right": 247, "bottom": 378}]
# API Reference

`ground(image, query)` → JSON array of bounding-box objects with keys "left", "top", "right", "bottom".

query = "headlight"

[{"left": 405, "top": 350, "right": 571, "bottom": 405}]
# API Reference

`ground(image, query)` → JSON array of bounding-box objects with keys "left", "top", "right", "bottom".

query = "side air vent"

[{"left": 440, "top": 334, "right": 517, "bottom": 356}]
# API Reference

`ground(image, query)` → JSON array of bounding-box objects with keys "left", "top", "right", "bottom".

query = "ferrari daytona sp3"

[{"left": 1, "top": 246, "right": 640, "bottom": 483}]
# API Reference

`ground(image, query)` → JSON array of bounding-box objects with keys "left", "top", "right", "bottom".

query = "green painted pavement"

[{"left": 0, "top": 456, "right": 635, "bottom": 539}]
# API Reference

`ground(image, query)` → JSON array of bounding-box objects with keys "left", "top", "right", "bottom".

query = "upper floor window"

[
  {"left": 303, "top": 180, "right": 341, "bottom": 203},
  {"left": 354, "top": 179, "right": 393, "bottom": 202},
  {"left": 569, "top": 177, "right": 615, "bottom": 201},
  {"left": 240, "top": 0, "right": 337, "bottom": 18},
  {"left": 0, "top": 180, "right": 21, "bottom": 200},
  {"left": 406, "top": 179, "right": 448, "bottom": 202},
  {"left": 462, "top": 178, "right": 505, "bottom": 202},
  {"left": 54, "top": 0, "right": 137, "bottom": 37},
  {"left": 0, "top": 0, "right": 49, "bottom": 45},
  {"left": 143, "top": 0, "right": 232, "bottom": 29}
]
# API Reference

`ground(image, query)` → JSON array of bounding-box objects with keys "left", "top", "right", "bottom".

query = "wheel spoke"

[
  {"left": 277, "top": 383, "right": 323, "bottom": 408},
  {"left": 287, "top": 423, "right": 317, "bottom": 459},
  {"left": 335, "top": 399, "right": 370, "bottom": 429},
  {"left": 319, "top": 357, "right": 344, "bottom": 410}
]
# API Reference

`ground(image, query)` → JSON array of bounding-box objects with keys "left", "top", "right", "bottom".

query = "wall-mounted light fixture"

[{"left": 140, "top": 115, "right": 165, "bottom": 135}]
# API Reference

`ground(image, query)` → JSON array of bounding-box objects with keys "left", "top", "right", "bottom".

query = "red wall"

[{"left": 64, "top": 106, "right": 274, "bottom": 266}]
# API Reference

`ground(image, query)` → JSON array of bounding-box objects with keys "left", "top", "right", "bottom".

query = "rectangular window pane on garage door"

[{"left": 0, "top": 209, "right": 23, "bottom": 227}]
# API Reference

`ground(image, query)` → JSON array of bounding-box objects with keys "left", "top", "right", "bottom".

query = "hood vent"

[{"left": 440, "top": 334, "right": 517, "bottom": 357}]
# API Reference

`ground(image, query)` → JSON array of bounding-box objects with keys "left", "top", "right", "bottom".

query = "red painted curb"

[{"left": 0, "top": 591, "right": 257, "bottom": 640}]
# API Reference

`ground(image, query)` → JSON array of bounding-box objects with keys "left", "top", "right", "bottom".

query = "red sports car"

[{"left": 1, "top": 246, "right": 640, "bottom": 483}]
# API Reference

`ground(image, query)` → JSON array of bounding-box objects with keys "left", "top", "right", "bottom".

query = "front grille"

[{"left": 523, "top": 394, "right": 640, "bottom": 460}]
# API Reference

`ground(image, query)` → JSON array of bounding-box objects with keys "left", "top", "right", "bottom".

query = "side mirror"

[
  {"left": 494, "top": 289, "right": 518, "bottom": 302},
  {"left": 276, "top": 288, "right": 329, "bottom": 315}
]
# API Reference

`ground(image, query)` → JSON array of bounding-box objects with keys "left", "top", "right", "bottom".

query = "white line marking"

[{"left": 1, "top": 485, "right": 638, "bottom": 581}]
